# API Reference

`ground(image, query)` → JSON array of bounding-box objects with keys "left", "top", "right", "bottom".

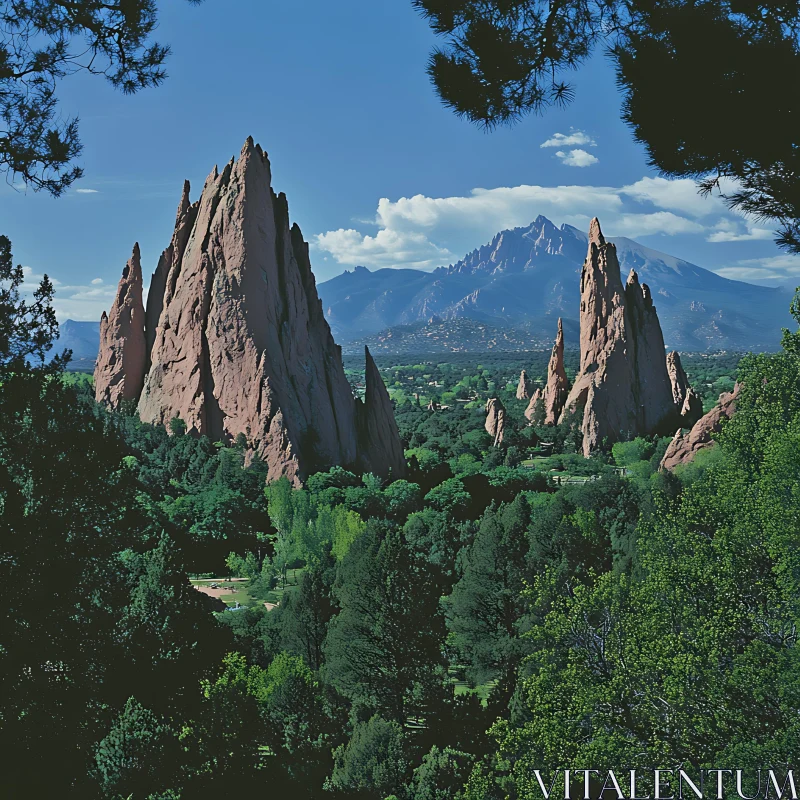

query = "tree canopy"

[
  {"left": 0, "top": 0, "right": 201, "bottom": 195},
  {"left": 413, "top": 0, "right": 800, "bottom": 253}
]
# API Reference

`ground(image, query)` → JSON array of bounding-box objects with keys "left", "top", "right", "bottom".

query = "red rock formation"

[
  {"left": 560, "top": 218, "right": 677, "bottom": 455},
  {"left": 111, "top": 137, "right": 404, "bottom": 484},
  {"left": 485, "top": 397, "right": 507, "bottom": 446},
  {"left": 356, "top": 346, "right": 406, "bottom": 478},
  {"left": 660, "top": 384, "right": 740, "bottom": 471},
  {"left": 542, "top": 317, "right": 570, "bottom": 425},
  {"left": 144, "top": 180, "right": 199, "bottom": 362},
  {"left": 516, "top": 370, "right": 532, "bottom": 400},
  {"left": 666, "top": 350, "right": 703, "bottom": 426},
  {"left": 525, "top": 388, "right": 543, "bottom": 422},
  {"left": 94, "top": 243, "right": 147, "bottom": 409},
  {"left": 624, "top": 269, "right": 676, "bottom": 432}
]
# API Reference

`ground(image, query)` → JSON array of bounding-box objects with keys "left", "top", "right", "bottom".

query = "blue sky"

[{"left": 2, "top": 0, "right": 795, "bottom": 321}]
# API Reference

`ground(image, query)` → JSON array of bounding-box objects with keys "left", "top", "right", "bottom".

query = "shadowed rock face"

[
  {"left": 356, "top": 346, "right": 406, "bottom": 477},
  {"left": 661, "top": 384, "right": 740, "bottom": 470},
  {"left": 666, "top": 350, "right": 703, "bottom": 426},
  {"left": 97, "top": 138, "right": 404, "bottom": 484},
  {"left": 559, "top": 218, "right": 680, "bottom": 455},
  {"left": 485, "top": 397, "right": 507, "bottom": 446},
  {"left": 543, "top": 317, "right": 570, "bottom": 425},
  {"left": 94, "top": 244, "right": 147, "bottom": 409},
  {"left": 516, "top": 370, "right": 532, "bottom": 400}
]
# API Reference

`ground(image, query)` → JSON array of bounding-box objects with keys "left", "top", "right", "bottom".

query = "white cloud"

[
  {"left": 621, "top": 177, "right": 731, "bottom": 218},
  {"left": 707, "top": 218, "right": 774, "bottom": 242},
  {"left": 314, "top": 228, "right": 454, "bottom": 270},
  {"left": 541, "top": 130, "right": 596, "bottom": 148},
  {"left": 709, "top": 253, "right": 800, "bottom": 285},
  {"left": 554, "top": 149, "right": 599, "bottom": 168},
  {"left": 91, "top": 277, "right": 103, "bottom": 285},
  {"left": 75, "top": 188, "right": 99, "bottom": 194},
  {"left": 740, "top": 254, "right": 800, "bottom": 272},
  {"left": 614, "top": 212, "right": 705, "bottom": 237},
  {"left": 714, "top": 266, "right": 785, "bottom": 281}
]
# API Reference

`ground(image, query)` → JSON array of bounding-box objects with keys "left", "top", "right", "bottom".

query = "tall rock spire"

[
  {"left": 666, "top": 350, "right": 703, "bottom": 426},
  {"left": 357, "top": 347, "right": 406, "bottom": 478},
  {"left": 524, "top": 387, "right": 543, "bottom": 423},
  {"left": 103, "top": 137, "right": 406, "bottom": 485},
  {"left": 94, "top": 244, "right": 147, "bottom": 409},
  {"left": 623, "top": 269, "right": 675, "bottom": 433},
  {"left": 485, "top": 397, "right": 507, "bottom": 446},
  {"left": 542, "top": 317, "right": 570, "bottom": 425},
  {"left": 559, "top": 218, "right": 680, "bottom": 455},
  {"left": 516, "top": 369, "right": 532, "bottom": 400}
]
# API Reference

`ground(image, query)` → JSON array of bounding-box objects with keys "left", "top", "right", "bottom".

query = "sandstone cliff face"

[
  {"left": 485, "top": 397, "right": 507, "bottom": 446},
  {"left": 516, "top": 370, "right": 532, "bottom": 400},
  {"left": 356, "top": 346, "right": 406, "bottom": 478},
  {"left": 542, "top": 317, "right": 570, "bottom": 425},
  {"left": 559, "top": 219, "right": 678, "bottom": 456},
  {"left": 98, "top": 138, "right": 404, "bottom": 484},
  {"left": 660, "top": 384, "right": 740, "bottom": 471},
  {"left": 94, "top": 244, "right": 147, "bottom": 409},
  {"left": 666, "top": 350, "right": 703, "bottom": 426}
]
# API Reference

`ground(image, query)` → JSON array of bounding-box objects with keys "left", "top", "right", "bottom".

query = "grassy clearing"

[{"left": 453, "top": 680, "right": 496, "bottom": 706}]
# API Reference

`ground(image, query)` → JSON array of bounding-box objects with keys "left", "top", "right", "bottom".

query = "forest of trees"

[{"left": 2, "top": 229, "right": 798, "bottom": 798}]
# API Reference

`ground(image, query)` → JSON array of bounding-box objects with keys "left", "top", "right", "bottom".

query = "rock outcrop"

[
  {"left": 356, "top": 347, "right": 406, "bottom": 477},
  {"left": 516, "top": 370, "right": 532, "bottom": 400},
  {"left": 524, "top": 388, "right": 543, "bottom": 423},
  {"left": 542, "top": 317, "right": 570, "bottom": 425},
  {"left": 559, "top": 219, "right": 679, "bottom": 456},
  {"left": 144, "top": 180, "right": 199, "bottom": 363},
  {"left": 666, "top": 350, "right": 703, "bottom": 426},
  {"left": 94, "top": 244, "right": 147, "bottom": 409},
  {"left": 97, "top": 138, "right": 405, "bottom": 484},
  {"left": 485, "top": 398, "right": 507, "bottom": 446},
  {"left": 660, "top": 384, "right": 740, "bottom": 471}
]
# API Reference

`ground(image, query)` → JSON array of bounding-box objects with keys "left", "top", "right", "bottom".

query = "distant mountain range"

[
  {"left": 53, "top": 319, "right": 100, "bottom": 371},
  {"left": 318, "top": 216, "right": 794, "bottom": 351}
]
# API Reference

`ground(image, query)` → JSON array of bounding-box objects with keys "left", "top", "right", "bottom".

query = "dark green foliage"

[
  {"left": 324, "top": 520, "right": 449, "bottom": 725},
  {"left": 279, "top": 551, "right": 337, "bottom": 671},
  {"left": 330, "top": 714, "right": 410, "bottom": 796},
  {"left": 445, "top": 495, "right": 532, "bottom": 692},
  {"left": 94, "top": 698, "right": 182, "bottom": 798},
  {"left": 0, "top": 236, "right": 225, "bottom": 796},
  {"left": 406, "top": 745, "right": 475, "bottom": 800}
]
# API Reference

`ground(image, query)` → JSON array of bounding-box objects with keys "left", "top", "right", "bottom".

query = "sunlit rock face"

[
  {"left": 97, "top": 138, "right": 404, "bottom": 484},
  {"left": 94, "top": 243, "right": 147, "bottom": 410},
  {"left": 560, "top": 218, "right": 680, "bottom": 455}
]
